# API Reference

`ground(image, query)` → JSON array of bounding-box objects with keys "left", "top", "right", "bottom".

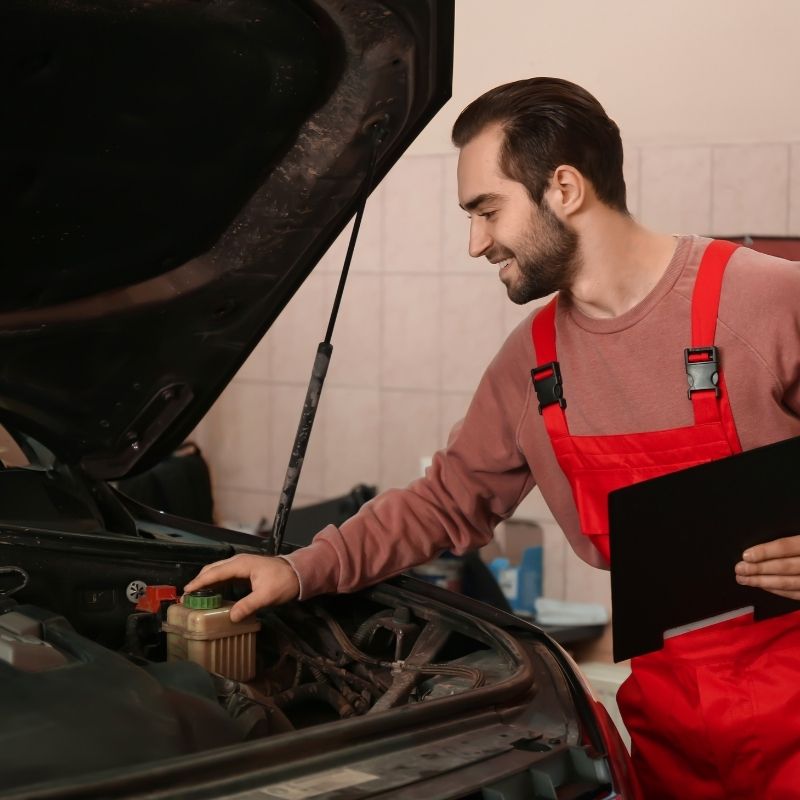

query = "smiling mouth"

[{"left": 497, "top": 257, "right": 513, "bottom": 277}]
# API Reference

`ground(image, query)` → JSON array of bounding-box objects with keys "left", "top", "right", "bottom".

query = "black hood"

[{"left": 1, "top": 0, "right": 454, "bottom": 479}]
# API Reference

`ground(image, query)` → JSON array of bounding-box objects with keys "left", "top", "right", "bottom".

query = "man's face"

[{"left": 456, "top": 124, "right": 579, "bottom": 304}]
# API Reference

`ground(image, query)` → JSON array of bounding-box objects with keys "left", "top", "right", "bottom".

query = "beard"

[{"left": 496, "top": 200, "right": 580, "bottom": 304}]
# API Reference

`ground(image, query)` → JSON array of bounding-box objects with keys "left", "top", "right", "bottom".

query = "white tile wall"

[
  {"left": 325, "top": 273, "right": 382, "bottom": 389},
  {"left": 791, "top": 144, "right": 800, "bottom": 234},
  {"left": 213, "top": 487, "right": 275, "bottom": 531},
  {"left": 203, "top": 383, "right": 271, "bottom": 493},
  {"left": 268, "top": 273, "right": 332, "bottom": 384},
  {"left": 712, "top": 144, "right": 790, "bottom": 235},
  {"left": 640, "top": 146, "right": 712, "bottom": 233},
  {"left": 381, "top": 275, "right": 441, "bottom": 390},
  {"left": 320, "top": 387, "right": 381, "bottom": 497},
  {"left": 381, "top": 390, "right": 441, "bottom": 490},
  {"left": 440, "top": 273, "right": 507, "bottom": 393},
  {"left": 382, "top": 156, "right": 444, "bottom": 274}
]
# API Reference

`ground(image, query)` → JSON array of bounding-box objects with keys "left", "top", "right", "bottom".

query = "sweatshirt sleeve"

[
  {"left": 752, "top": 253, "right": 800, "bottom": 415},
  {"left": 779, "top": 265, "right": 800, "bottom": 416},
  {"left": 284, "top": 322, "right": 537, "bottom": 599},
  {"left": 723, "top": 250, "right": 800, "bottom": 416}
]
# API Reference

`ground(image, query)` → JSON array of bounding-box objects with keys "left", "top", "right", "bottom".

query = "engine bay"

[
  {"left": 0, "top": 456, "right": 619, "bottom": 800},
  {"left": 0, "top": 566, "right": 522, "bottom": 791},
  {"left": 0, "top": 468, "right": 551, "bottom": 796}
]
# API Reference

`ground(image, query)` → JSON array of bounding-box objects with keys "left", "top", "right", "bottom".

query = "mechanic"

[{"left": 185, "top": 78, "right": 800, "bottom": 798}]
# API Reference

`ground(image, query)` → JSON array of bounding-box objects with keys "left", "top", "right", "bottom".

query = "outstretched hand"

[
  {"left": 183, "top": 554, "right": 300, "bottom": 622},
  {"left": 735, "top": 535, "right": 800, "bottom": 601}
]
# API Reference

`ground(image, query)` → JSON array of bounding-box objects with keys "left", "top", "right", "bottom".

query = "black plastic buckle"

[
  {"left": 684, "top": 346, "right": 720, "bottom": 398},
  {"left": 531, "top": 361, "right": 566, "bottom": 414}
]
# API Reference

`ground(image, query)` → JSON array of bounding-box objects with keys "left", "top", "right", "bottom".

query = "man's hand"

[
  {"left": 183, "top": 555, "right": 300, "bottom": 622},
  {"left": 735, "top": 536, "right": 800, "bottom": 601}
]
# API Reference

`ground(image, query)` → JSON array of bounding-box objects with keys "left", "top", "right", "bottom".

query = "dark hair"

[{"left": 452, "top": 77, "right": 628, "bottom": 212}]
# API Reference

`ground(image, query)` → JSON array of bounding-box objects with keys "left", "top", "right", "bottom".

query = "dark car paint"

[{"left": 0, "top": 0, "right": 453, "bottom": 479}]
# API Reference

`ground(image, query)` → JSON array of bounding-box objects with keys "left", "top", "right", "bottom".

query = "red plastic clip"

[{"left": 135, "top": 585, "right": 178, "bottom": 614}]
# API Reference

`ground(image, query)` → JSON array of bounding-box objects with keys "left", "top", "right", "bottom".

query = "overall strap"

[
  {"left": 692, "top": 239, "right": 738, "bottom": 345},
  {"left": 530, "top": 297, "right": 569, "bottom": 437},
  {"left": 686, "top": 240, "right": 743, "bottom": 452},
  {"left": 531, "top": 241, "right": 743, "bottom": 449}
]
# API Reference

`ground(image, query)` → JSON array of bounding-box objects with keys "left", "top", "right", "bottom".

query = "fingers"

[
  {"left": 736, "top": 568, "right": 800, "bottom": 601},
  {"left": 230, "top": 593, "right": 264, "bottom": 623},
  {"left": 183, "top": 554, "right": 254, "bottom": 593},
  {"left": 736, "top": 572, "right": 800, "bottom": 592},
  {"left": 734, "top": 536, "right": 800, "bottom": 602},
  {"left": 183, "top": 554, "right": 266, "bottom": 623},
  {"left": 742, "top": 535, "right": 800, "bottom": 563},
  {"left": 183, "top": 553, "right": 270, "bottom": 623},
  {"left": 736, "top": 556, "right": 800, "bottom": 577},
  {"left": 182, "top": 554, "right": 299, "bottom": 620}
]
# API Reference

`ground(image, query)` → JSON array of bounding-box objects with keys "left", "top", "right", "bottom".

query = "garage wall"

[
  {"left": 192, "top": 1, "right": 800, "bottom": 614},
  {"left": 412, "top": 0, "right": 800, "bottom": 155}
]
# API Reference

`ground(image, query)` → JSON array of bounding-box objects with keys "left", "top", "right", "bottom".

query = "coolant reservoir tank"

[{"left": 162, "top": 590, "right": 260, "bottom": 681}]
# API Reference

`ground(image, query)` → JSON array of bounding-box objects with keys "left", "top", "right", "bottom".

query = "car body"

[{"left": 0, "top": 1, "right": 635, "bottom": 797}]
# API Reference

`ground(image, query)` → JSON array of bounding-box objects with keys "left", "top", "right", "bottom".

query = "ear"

[{"left": 544, "top": 165, "right": 586, "bottom": 218}]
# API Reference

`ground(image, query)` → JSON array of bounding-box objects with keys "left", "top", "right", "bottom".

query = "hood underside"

[{"left": 1, "top": 0, "right": 454, "bottom": 478}]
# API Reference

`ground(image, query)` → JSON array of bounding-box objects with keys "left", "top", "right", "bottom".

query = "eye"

[{"left": 478, "top": 210, "right": 497, "bottom": 220}]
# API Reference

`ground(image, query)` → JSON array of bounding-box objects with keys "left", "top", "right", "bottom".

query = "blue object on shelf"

[{"left": 489, "top": 546, "right": 542, "bottom": 614}]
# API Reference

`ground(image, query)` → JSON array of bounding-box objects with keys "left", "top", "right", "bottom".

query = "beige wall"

[
  {"left": 412, "top": 0, "right": 800, "bottom": 155},
  {"left": 193, "top": 1, "right": 800, "bottom": 614}
]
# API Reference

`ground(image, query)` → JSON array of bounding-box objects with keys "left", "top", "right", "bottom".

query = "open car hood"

[{"left": 1, "top": 0, "right": 453, "bottom": 479}]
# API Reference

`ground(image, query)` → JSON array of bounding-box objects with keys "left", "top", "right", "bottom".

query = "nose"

[{"left": 468, "top": 217, "right": 492, "bottom": 258}]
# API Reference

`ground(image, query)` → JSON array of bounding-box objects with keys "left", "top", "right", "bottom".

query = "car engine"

[{"left": 0, "top": 573, "right": 518, "bottom": 788}]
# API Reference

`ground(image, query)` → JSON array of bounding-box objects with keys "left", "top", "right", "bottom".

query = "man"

[{"left": 186, "top": 78, "right": 800, "bottom": 798}]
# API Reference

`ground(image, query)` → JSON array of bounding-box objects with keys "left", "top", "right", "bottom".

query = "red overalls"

[{"left": 531, "top": 240, "right": 800, "bottom": 799}]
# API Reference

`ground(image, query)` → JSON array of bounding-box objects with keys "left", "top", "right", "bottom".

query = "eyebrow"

[{"left": 459, "top": 192, "right": 506, "bottom": 212}]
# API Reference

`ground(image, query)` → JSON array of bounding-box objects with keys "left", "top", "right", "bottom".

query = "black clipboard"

[{"left": 609, "top": 434, "right": 800, "bottom": 662}]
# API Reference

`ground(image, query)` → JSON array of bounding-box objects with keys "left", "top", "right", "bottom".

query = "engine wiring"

[{"left": 310, "top": 604, "right": 486, "bottom": 690}]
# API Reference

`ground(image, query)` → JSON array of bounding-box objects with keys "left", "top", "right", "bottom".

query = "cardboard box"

[{"left": 481, "top": 518, "right": 544, "bottom": 565}]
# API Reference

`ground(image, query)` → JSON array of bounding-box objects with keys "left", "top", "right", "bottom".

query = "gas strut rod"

[{"left": 266, "top": 119, "right": 388, "bottom": 557}]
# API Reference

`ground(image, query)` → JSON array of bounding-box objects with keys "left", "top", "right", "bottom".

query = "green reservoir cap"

[{"left": 183, "top": 589, "right": 223, "bottom": 610}]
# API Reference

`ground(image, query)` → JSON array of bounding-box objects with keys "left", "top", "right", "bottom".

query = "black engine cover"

[{"left": 0, "top": 605, "right": 242, "bottom": 792}]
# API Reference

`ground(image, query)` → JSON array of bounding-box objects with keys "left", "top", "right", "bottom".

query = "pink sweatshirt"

[{"left": 285, "top": 236, "right": 800, "bottom": 599}]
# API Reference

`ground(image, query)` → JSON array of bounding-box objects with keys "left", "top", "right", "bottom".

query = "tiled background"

[{"left": 192, "top": 141, "right": 800, "bottom": 612}]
